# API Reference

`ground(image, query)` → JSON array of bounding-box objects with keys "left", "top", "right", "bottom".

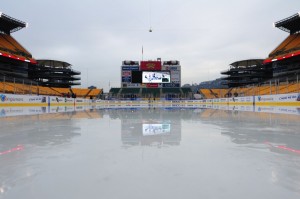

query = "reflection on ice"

[
  {"left": 111, "top": 108, "right": 183, "bottom": 147},
  {"left": 0, "top": 105, "right": 300, "bottom": 198}
]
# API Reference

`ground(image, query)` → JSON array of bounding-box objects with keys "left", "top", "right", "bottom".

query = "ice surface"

[{"left": 0, "top": 106, "right": 300, "bottom": 199}]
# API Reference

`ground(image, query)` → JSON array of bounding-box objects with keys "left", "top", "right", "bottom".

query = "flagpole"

[{"left": 142, "top": 46, "right": 144, "bottom": 61}]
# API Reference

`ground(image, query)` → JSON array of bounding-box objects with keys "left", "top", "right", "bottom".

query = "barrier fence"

[{"left": 0, "top": 92, "right": 299, "bottom": 107}]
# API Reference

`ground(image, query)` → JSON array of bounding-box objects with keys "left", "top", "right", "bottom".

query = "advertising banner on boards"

[
  {"left": 255, "top": 93, "right": 299, "bottom": 103},
  {"left": 0, "top": 93, "right": 47, "bottom": 105}
]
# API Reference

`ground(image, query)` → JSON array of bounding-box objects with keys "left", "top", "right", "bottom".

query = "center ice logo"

[{"left": 0, "top": 94, "right": 6, "bottom": 102}]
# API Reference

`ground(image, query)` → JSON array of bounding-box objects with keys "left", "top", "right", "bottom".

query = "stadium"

[
  {"left": 108, "top": 60, "right": 193, "bottom": 100},
  {"left": 199, "top": 12, "right": 300, "bottom": 100},
  {"left": 0, "top": 11, "right": 299, "bottom": 105},
  {"left": 0, "top": 12, "right": 102, "bottom": 99},
  {"left": 1, "top": 7, "right": 300, "bottom": 199}
]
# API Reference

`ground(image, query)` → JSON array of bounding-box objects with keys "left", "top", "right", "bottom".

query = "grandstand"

[
  {"left": 221, "top": 59, "right": 272, "bottom": 87},
  {"left": 108, "top": 87, "right": 192, "bottom": 100},
  {"left": 108, "top": 59, "right": 193, "bottom": 100},
  {"left": 199, "top": 12, "right": 300, "bottom": 99},
  {"left": 0, "top": 12, "right": 104, "bottom": 99},
  {"left": 199, "top": 82, "right": 300, "bottom": 99},
  {"left": 30, "top": 60, "right": 81, "bottom": 88},
  {"left": 0, "top": 12, "right": 36, "bottom": 80},
  {"left": 0, "top": 80, "right": 102, "bottom": 98},
  {"left": 263, "top": 12, "right": 300, "bottom": 81}
]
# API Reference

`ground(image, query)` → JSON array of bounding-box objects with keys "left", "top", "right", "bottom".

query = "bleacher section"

[
  {"left": 199, "top": 89, "right": 217, "bottom": 99},
  {"left": 269, "top": 33, "right": 300, "bottom": 59},
  {"left": 200, "top": 82, "right": 300, "bottom": 99},
  {"left": 141, "top": 88, "right": 160, "bottom": 97},
  {"left": 0, "top": 33, "right": 31, "bottom": 59},
  {"left": 88, "top": 89, "right": 102, "bottom": 98},
  {"left": 0, "top": 81, "right": 102, "bottom": 98},
  {"left": 162, "top": 88, "right": 181, "bottom": 94},
  {"left": 108, "top": 87, "right": 193, "bottom": 99},
  {"left": 181, "top": 87, "right": 192, "bottom": 94},
  {"left": 121, "top": 88, "right": 140, "bottom": 94},
  {"left": 110, "top": 88, "right": 121, "bottom": 94}
]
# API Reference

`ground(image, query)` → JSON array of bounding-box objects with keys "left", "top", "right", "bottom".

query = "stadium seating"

[
  {"left": 71, "top": 88, "right": 90, "bottom": 97},
  {"left": 199, "top": 80, "right": 300, "bottom": 99},
  {"left": 199, "top": 89, "right": 217, "bottom": 99},
  {"left": 269, "top": 33, "right": 300, "bottom": 58},
  {"left": 0, "top": 34, "right": 31, "bottom": 58},
  {"left": 109, "top": 88, "right": 121, "bottom": 94},
  {"left": 121, "top": 88, "right": 140, "bottom": 94},
  {"left": 142, "top": 88, "right": 160, "bottom": 96},
  {"left": 162, "top": 88, "right": 181, "bottom": 94},
  {"left": 181, "top": 87, "right": 192, "bottom": 94},
  {"left": 0, "top": 81, "right": 102, "bottom": 98},
  {"left": 88, "top": 89, "right": 102, "bottom": 97},
  {"left": 2, "top": 35, "right": 31, "bottom": 56}
]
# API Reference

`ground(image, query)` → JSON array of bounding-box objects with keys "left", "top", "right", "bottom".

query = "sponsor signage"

[
  {"left": 257, "top": 96, "right": 274, "bottom": 102},
  {"left": 122, "top": 71, "right": 131, "bottom": 77},
  {"left": 28, "top": 96, "right": 47, "bottom": 103},
  {"left": 122, "top": 66, "right": 139, "bottom": 71},
  {"left": 162, "top": 65, "right": 180, "bottom": 71},
  {"left": 255, "top": 93, "right": 299, "bottom": 103},
  {"left": 140, "top": 61, "right": 161, "bottom": 71},
  {"left": 146, "top": 83, "right": 159, "bottom": 88},
  {"left": 0, "top": 94, "right": 47, "bottom": 104},
  {"left": 122, "top": 76, "right": 132, "bottom": 82},
  {"left": 162, "top": 83, "right": 180, "bottom": 88},
  {"left": 0, "top": 94, "right": 23, "bottom": 102},
  {"left": 126, "top": 83, "right": 140, "bottom": 88}
]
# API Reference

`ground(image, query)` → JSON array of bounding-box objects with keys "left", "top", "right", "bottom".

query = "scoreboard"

[{"left": 121, "top": 60, "right": 181, "bottom": 88}]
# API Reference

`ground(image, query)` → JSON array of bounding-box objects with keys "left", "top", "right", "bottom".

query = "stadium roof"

[
  {"left": 229, "top": 59, "right": 264, "bottom": 68},
  {"left": 37, "top": 60, "right": 72, "bottom": 68},
  {"left": 0, "top": 12, "right": 27, "bottom": 34},
  {"left": 274, "top": 12, "right": 300, "bottom": 34}
]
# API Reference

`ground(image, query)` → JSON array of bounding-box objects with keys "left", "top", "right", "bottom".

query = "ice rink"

[{"left": 1, "top": 106, "right": 300, "bottom": 199}]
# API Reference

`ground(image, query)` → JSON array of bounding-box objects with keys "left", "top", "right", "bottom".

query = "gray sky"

[{"left": 2, "top": 0, "right": 300, "bottom": 91}]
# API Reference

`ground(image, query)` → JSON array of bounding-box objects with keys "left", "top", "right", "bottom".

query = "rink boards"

[{"left": 0, "top": 92, "right": 300, "bottom": 107}]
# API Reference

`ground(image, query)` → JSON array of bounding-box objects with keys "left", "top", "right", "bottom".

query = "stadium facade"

[
  {"left": 121, "top": 59, "right": 181, "bottom": 88},
  {"left": 0, "top": 12, "right": 81, "bottom": 88},
  {"left": 263, "top": 12, "right": 300, "bottom": 81},
  {"left": 108, "top": 59, "right": 192, "bottom": 100},
  {"left": 199, "top": 11, "right": 300, "bottom": 99}
]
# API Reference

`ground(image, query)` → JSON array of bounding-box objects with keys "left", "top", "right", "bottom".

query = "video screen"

[
  {"left": 142, "top": 71, "right": 171, "bottom": 83},
  {"left": 143, "top": 124, "right": 171, "bottom": 136},
  {"left": 131, "top": 71, "right": 143, "bottom": 83}
]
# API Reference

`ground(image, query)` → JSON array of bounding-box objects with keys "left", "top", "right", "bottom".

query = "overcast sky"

[{"left": 2, "top": 0, "right": 300, "bottom": 91}]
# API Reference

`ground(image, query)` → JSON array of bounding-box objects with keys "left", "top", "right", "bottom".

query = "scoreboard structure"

[{"left": 121, "top": 60, "right": 181, "bottom": 88}]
